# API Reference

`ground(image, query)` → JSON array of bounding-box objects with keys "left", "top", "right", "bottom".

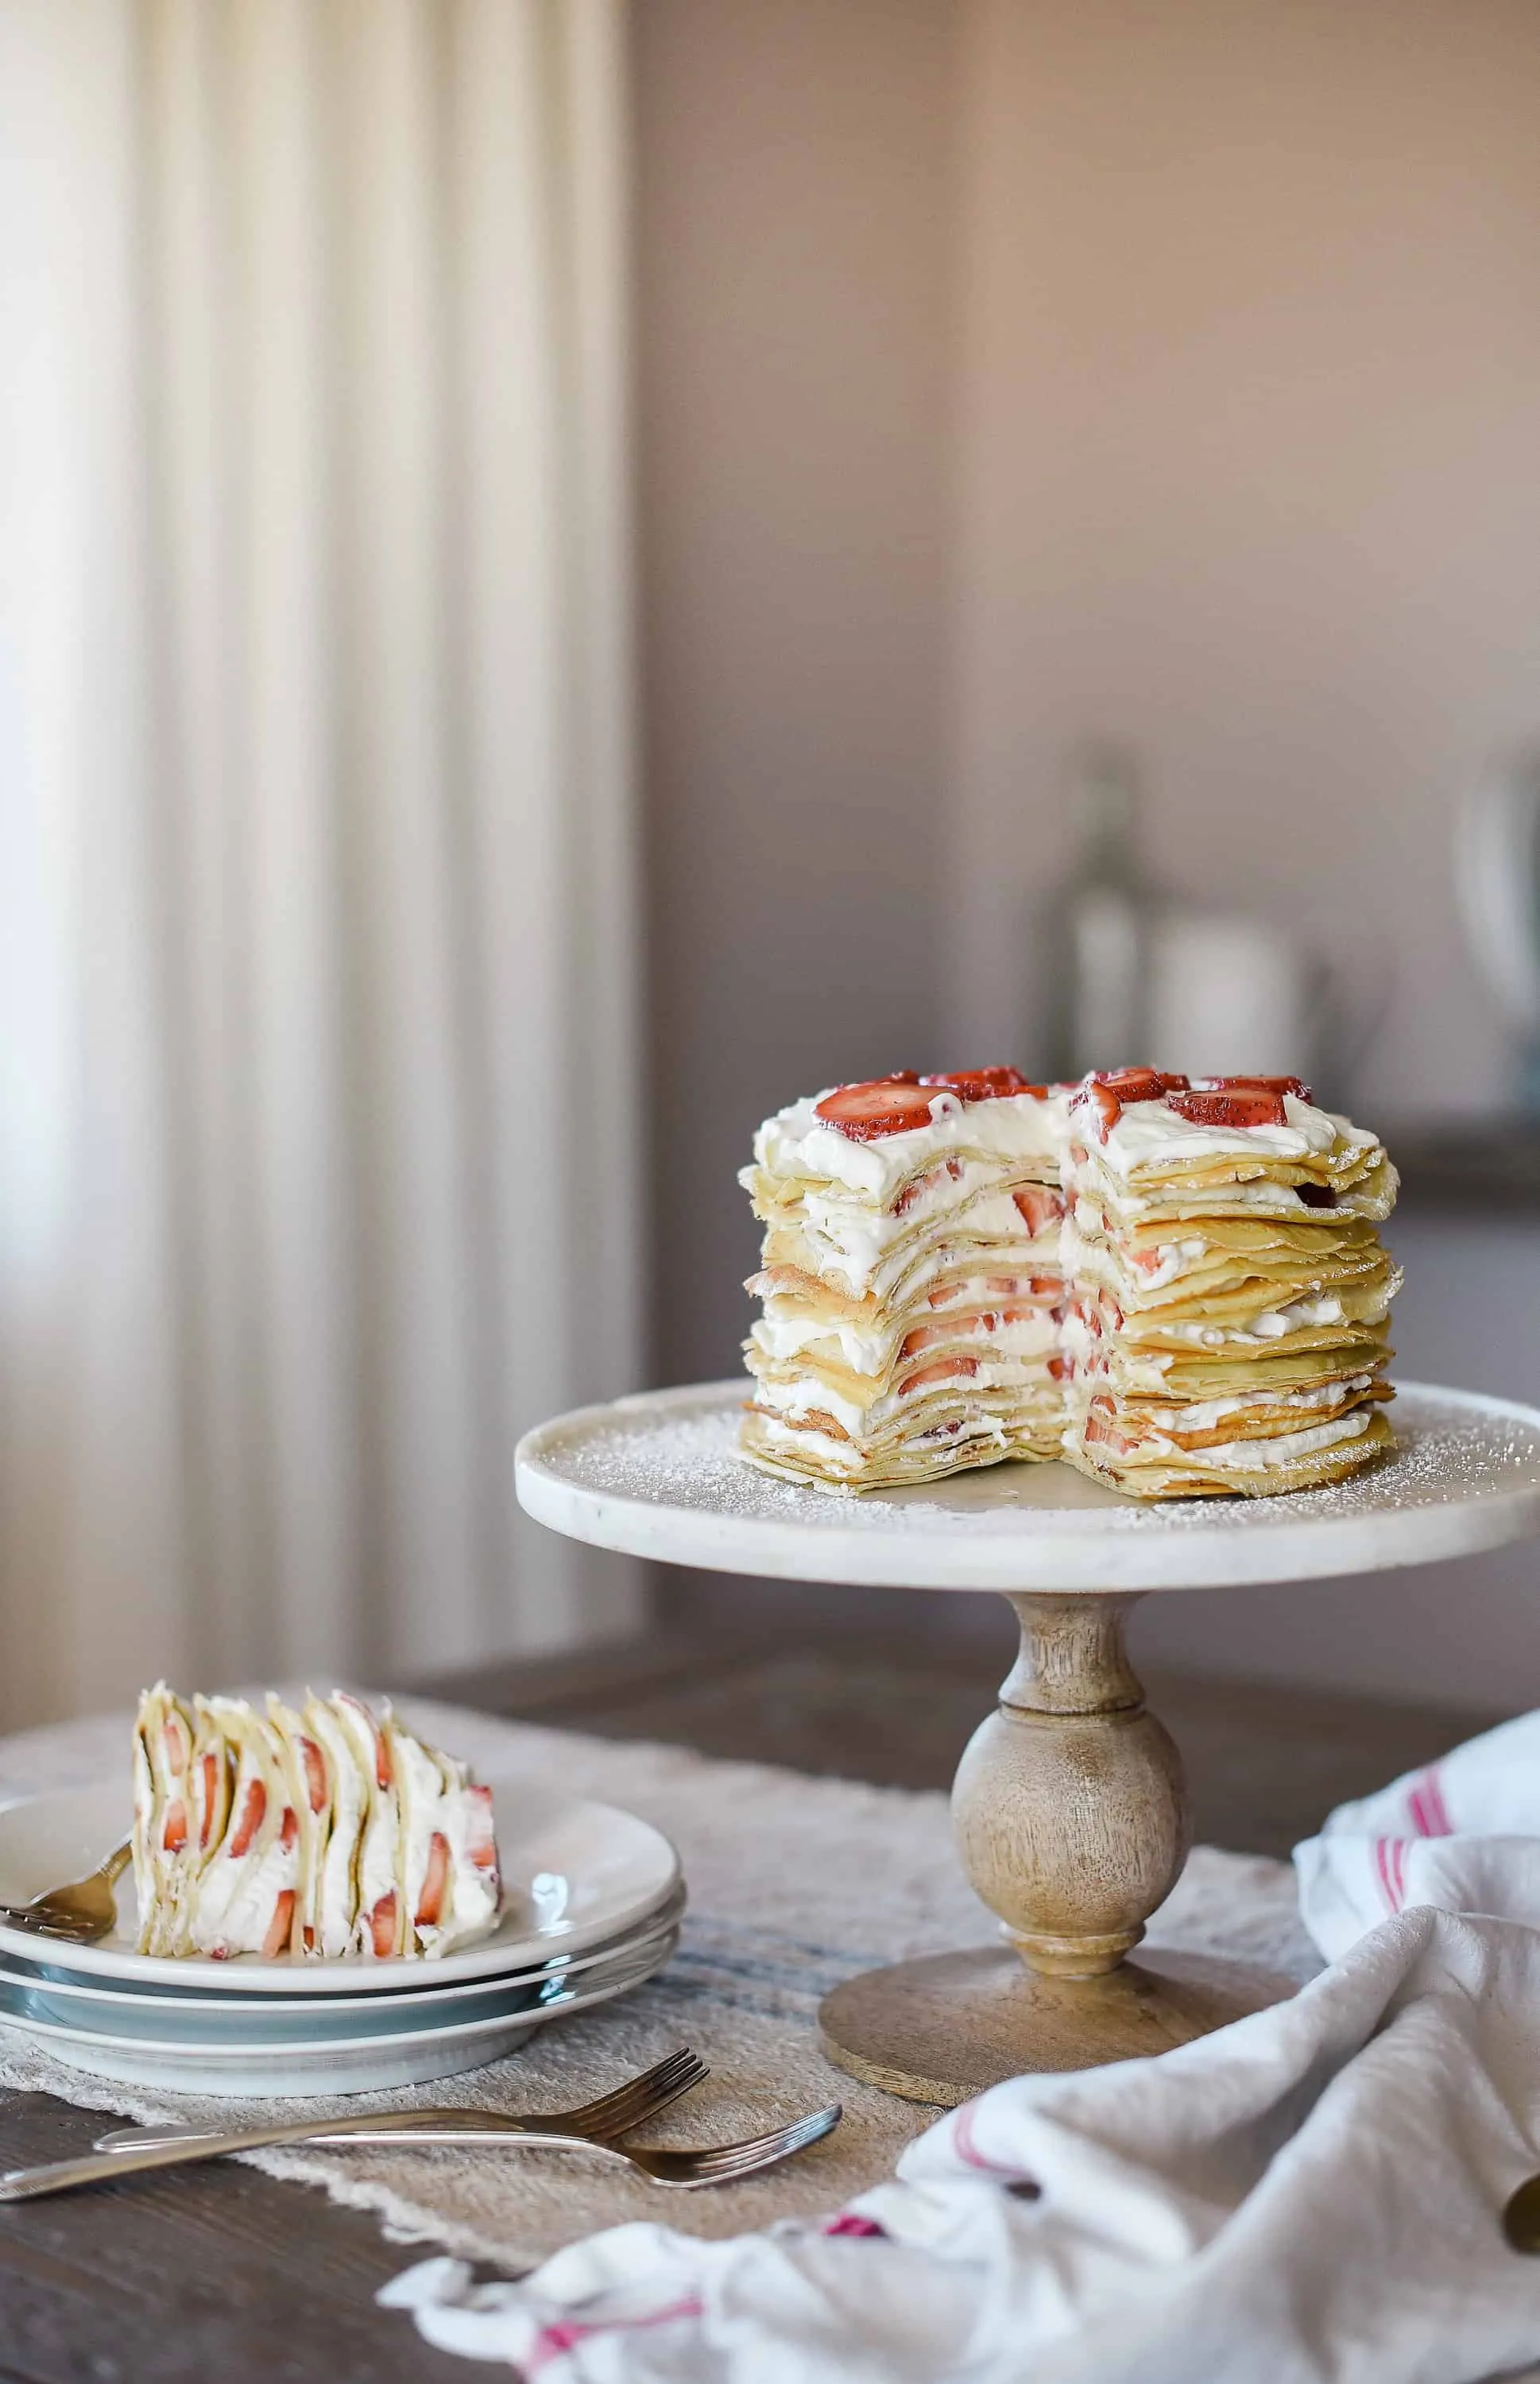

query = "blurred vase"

[
  {"left": 1146, "top": 911, "right": 1315, "bottom": 1084},
  {"left": 1042, "top": 743, "right": 1157, "bottom": 1081}
]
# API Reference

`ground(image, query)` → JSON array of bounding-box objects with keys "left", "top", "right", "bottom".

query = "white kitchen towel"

[
  {"left": 385, "top": 1720, "right": 1540, "bottom": 2383},
  {"left": 1294, "top": 1708, "right": 1540, "bottom": 1962}
]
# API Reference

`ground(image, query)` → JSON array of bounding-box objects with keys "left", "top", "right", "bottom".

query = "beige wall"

[
  {"left": 634, "top": 0, "right": 958, "bottom": 1389},
  {"left": 948, "top": 0, "right": 1540, "bottom": 1111},
  {"left": 634, "top": 0, "right": 1540, "bottom": 1705}
]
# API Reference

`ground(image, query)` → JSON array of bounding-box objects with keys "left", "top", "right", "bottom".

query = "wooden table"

[{"left": 0, "top": 1624, "right": 1482, "bottom": 2380}]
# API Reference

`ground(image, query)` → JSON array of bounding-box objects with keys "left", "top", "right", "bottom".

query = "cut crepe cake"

[
  {"left": 131, "top": 1687, "right": 501, "bottom": 1960},
  {"left": 739, "top": 1066, "right": 1400, "bottom": 1500}
]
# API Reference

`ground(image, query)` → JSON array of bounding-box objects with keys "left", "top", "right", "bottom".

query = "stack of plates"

[{"left": 0, "top": 1779, "right": 683, "bottom": 2095}]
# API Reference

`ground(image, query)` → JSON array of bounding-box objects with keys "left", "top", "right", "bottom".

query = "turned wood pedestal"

[
  {"left": 818, "top": 1591, "right": 1294, "bottom": 2103},
  {"left": 517, "top": 1379, "right": 1540, "bottom": 2108}
]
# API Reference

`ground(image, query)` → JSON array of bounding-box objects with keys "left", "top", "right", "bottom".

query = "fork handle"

[
  {"left": 96, "top": 2113, "right": 551, "bottom": 2154},
  {"left": 0, "top": 2108, "right": 598, "bottom": 2200}
]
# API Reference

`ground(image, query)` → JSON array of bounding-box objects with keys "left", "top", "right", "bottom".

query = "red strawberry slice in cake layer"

[
  {"left": 1169, "top": 1089, "right": 1288, "bottom": 1128},
  {"left": 919, "top": 1068, "right": 1046, "bottom": 1101},
  {"left": 815, "top": 1076, "right": 933, "bottom": 1140},
  {"left": 1013, "top": 1186, "right": 1066, "bottom": 1234},
  {"left": 818, "top": 1070, "right": 1047, "bottom": 1140}
]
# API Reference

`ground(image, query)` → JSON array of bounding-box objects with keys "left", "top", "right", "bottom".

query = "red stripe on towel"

[
  {"left": 1374, "top": 1836, "right": 1404, "bottom": 1913},
  {"left": 1423, "top": 1767, "right": 1453, "bottom": 1836},
  {"left": 527, "top": 2299, "right": 705, "bottom": 2375},
  {"left": 954, "top": 2100, "right": 1031, "bottom": 2178}
]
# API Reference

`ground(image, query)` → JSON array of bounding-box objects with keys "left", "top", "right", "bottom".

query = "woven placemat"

[{"left": 0, "top": 1698, "right": 1321, "bottom": 2270}]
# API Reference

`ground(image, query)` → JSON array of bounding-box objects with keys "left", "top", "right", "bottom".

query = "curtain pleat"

[{"left": 0, "top": 0, "right": 642, "bottom": 1725}]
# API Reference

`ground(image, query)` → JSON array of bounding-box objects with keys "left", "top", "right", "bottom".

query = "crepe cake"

[
  {"left": 740, "top": 1069, "right": 1072, "bottom": 1490},
  {"left": 739, "top": 1067, "right": 1399, "bottom": 1499},
  {"left": 131, "top": 1687, "right": 501, "bottom": 1960},
  {"left": 1058, "top": 1069, "right": 1399, "bottom": 1495}
]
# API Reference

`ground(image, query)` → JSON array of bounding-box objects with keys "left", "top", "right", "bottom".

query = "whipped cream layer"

[
  {"left": 132, "top": 1687, "right": 501, "bottom": 1962},
  {"left": 753, "top": 1086, "right": 1065, "bottom": 1201}
]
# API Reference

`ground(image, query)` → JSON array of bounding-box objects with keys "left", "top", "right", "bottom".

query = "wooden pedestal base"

[
  {"left": 818, "top": 1588, "right": 1298, "bottom": 2102},
  {"left": 819, "top": 1942, "right": 1296, "bottom": 2107}
]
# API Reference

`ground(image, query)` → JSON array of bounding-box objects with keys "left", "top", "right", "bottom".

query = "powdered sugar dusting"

[{"left": 536, "top": 1385, "right": 1540, "bottom": 1538}]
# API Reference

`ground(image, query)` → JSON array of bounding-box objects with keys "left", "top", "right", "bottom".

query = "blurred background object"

[
  {"left": 4, "top": 0, "right": 1540, "bottom": 1723},
  {"left": 1038, "top": 739, "right": 1339, "bottom": 1091},
  {"left": 1457, "top": 743, "right": 1540, "bottom": 1113},
  {"left": 0, "top": 0, "right": 641, "bottom": 1726},
  {"left": 1040, "top": 741, "right": 1152, "bottom": 1082},
  {"left": 1146, "top": 911, "right": 1317, "bottom": 1087}
]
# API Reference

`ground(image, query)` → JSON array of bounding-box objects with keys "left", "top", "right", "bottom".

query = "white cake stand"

[{"left": 516, "top": 1380, "right": 1540, "bottom": 2106}]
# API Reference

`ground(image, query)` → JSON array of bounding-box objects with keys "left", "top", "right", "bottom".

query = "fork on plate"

[{"left": 0, "top": 1839, "right": 131, "bottom": 1945}]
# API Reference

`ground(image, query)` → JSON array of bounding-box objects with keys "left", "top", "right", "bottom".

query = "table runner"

[{"left": 0, "top": 1697, "right": 1320, "bottom": 2271}]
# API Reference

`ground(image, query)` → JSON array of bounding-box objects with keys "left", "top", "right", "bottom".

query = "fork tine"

[
  {"left": 674, "top": 2104, "right": 842, "bottom": 2178},
  {"left": 568, "top": 2049, "right": 707, "bottom": 2137}
]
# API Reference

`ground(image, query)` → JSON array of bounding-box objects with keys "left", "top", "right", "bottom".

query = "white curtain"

[{"left": 0, "top": 0, "right": 643, "bottom": 1728}]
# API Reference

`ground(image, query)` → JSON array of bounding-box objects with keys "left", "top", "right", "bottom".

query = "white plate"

[
  {"left": 0, "top": 1929, "right": 678, "bottom": 2097},
  {"left": 0, "top": 1893, "right": 685, "bottom": 2040},
  {"left": 0, "top": 1779, "right": 680, "bottom": 1991}
]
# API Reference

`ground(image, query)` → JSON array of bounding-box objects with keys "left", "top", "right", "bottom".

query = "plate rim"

[
  {"left": 0, "top": 1778, "right": 681, "bottom": 1992},
  {"left": 0, "top": 1888, "right": 686, "bottom": 2016},
  {"left": 0, "top": 1931, "right": 677, "bottom": 2059}
]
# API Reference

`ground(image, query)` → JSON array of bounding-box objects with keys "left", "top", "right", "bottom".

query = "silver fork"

[
  {"left": 91, "top": 2045, "right": 708, "bottom": 2157},
  {"left": 0, "top": 1840, "right": 132, "bottom": 1945},
  {"left": 0, "top": 2099, "right": 841, "bottom": 2200}
]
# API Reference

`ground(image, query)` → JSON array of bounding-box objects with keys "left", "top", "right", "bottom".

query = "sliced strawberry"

[
  {"left": 898, "top": 1353, "right": 979, "bottom": 1396},
  {"left": 1012, "top": 1186, "right": 1066, "bottom": 1235},
  {"left": 198, "top": 1750, "right": 221, "bottom": 1848},
  {"left": 303, "top": 1924, "right": 315, "bottom": 1953},
  {"left": 228, "top": 1777, "right": 266, "bottom": 1859},
  {"left": 1094, "top": 1067, "right": 1187, "bottom": 1102},
  {"left": 1074, "top": 1081, "right": 1123, "bottom": 1143},
  {"left": 927, "top": 1283, "right": 962, "bottom": 1308},
  {"left": 163, "top": 1800, "right": 188, "bottom": 1854},
  {"left": 368, "top": 1891, "right": 398, "bottom": 1957},
  {"left": 814, "top": 1077, "right": 932, "bottom": 1140},
  {"left": 262, "top": 1889, "right": 296, "bottom": 1960},
  {"left": 1169, "top": 1089, "right": 1287, "bottom": 1129},
  {"left": 1192, "top": 1074, "right": 1310, "bottom": 1103},
  {"left": 299, "top": 1735, "right": 328, "bottom": 1814},
  {"left": 465, "top": 1785, "right": 499, "bottom": 1873},
  {"left": 338, "top": 1691, "right": 393, "bottom": 1788},
  {"left": 899, "top": 1322, "right": 944, "bottom": 1362},
  {"left": 415, "top": 1831, "right": 451, "bottom": 1929},
  {"left": 918, "top": 1068, "right": 1046, "bottom": 1102},
  {"left": 893, "top": 1156, "right": 963, "bottom": 1217},
  {"left": 278, "top": 1805, "right": 299, "bottom": 1851},
  {"left": 1083, "top": 1398, "right": 1136, "bottom": 1456},
  {"left": 163, "top": 1713, "right": 189, "bottom": 1773},
  {"left": 1048, "top": 1353, "right": 1073, "bottom": 1381}
]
